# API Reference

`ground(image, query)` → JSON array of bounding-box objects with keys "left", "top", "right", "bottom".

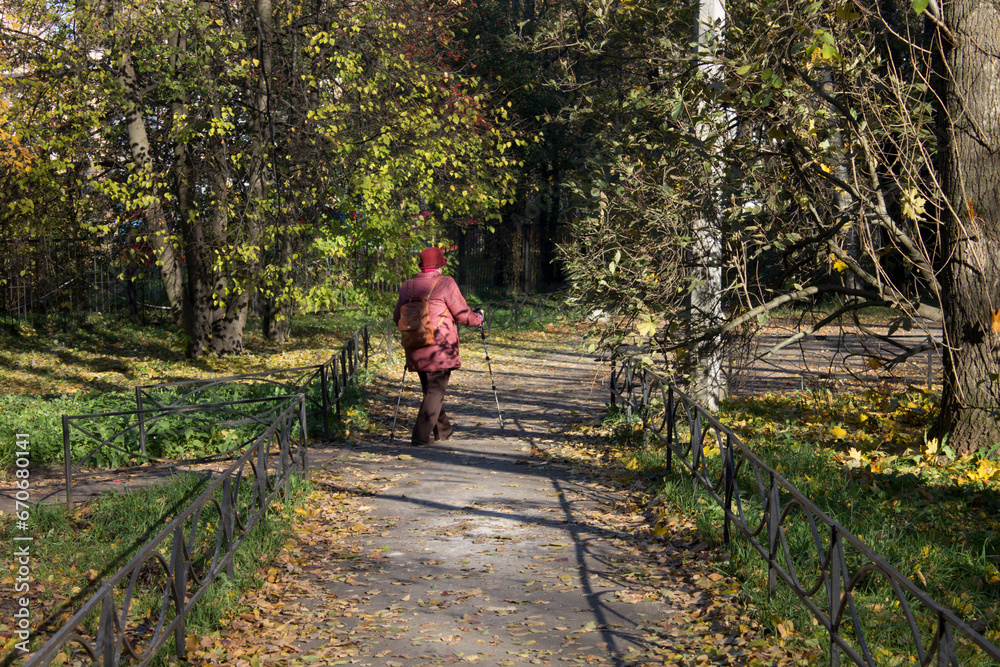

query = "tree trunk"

[
  {"left": 541, "top": 169, "right": 561, "bottom": 287},
  {"left": 687, "top": 0, "right": 727, "bottom": 411},
  {"left": 256, "top": 0, "right": 286, "bottom": 344},
  {"left": 210, "top": 289, "right": 250, "bottom": 354},
  {"left": 118, "top": 49, "right": 192, "bottom": 334},
  {"left": 169, "top": 28, "right": 217, "bottom": 358},
  {"left": 933, "top": 0, "right": 1000, "bottom": 454},
  {"left": 262, "top": 232, "right": 293, "bottom": 343}
]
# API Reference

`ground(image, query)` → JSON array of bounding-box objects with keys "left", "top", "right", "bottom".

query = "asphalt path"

[{"left": 205, "top": 329, "right": 781, "bottom": 666}]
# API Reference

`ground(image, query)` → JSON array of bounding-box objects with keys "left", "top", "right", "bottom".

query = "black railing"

[
  {"left": 62, "top": 395, "right": 302, "bottom": 508},
  {"left": 610, "top": 355, "right": 1000, "bottom": 666},
  {"left": 133, "top": 318, "right": 397, "bottom": 438},
  {"left": 62, "top": 317, "right": 400, "bottom": 507},
  {"left": 39, "top": 295, "right": 573, "bottom": 665},
  {"left": 28, "top": 394, "right": 307, "bottom": 667}
]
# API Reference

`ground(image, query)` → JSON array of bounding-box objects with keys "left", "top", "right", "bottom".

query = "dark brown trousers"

[{"left": 413, "top": 369, "right": 453, "bottom": 445}]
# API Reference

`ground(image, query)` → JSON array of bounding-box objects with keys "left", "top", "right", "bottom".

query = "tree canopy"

[
  {"left": 1, "top": 0, "right": 519, "bottom": 354},
  {"left": 486, "top": 0, "right": 999, "bottom": 453},
  {"left": 4, "top": 0, "right": 999, "bottom": 452}
]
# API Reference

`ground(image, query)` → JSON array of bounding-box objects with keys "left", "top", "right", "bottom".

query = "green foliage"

[
  {"left": 504, "top": 0, "right": 1000, "bottom": 450},
  {"left": 1, "top": 0, "right": 519, "bottom": 353},
  {"left": 600, "top": 404, "right": 646, "bottom": 450}
]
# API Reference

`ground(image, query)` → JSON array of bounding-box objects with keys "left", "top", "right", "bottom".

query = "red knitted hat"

[{"left": 418, "top": 247, "right": 447, "bottom": 269}]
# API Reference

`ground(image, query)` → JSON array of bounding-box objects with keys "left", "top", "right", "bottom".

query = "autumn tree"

[
  {"left": 504, "top": 0, "right": 999, "bottom": 453},
  {"left": 1, "top": 0, "right": 517, "bottom": 354}
]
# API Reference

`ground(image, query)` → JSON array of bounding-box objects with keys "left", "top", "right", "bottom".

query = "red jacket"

[{"left": 393, "top": 272, "right": 484, "bottom": 372}]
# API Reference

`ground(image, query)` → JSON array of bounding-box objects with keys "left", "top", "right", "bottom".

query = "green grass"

[
  {"left": 0, "top": 310, "right": 381, "bottom": 467},
  {"left": 0, "top": 470, "right": 308, "bottom": 665},
  {"left": 612, "top": 386, "right": 1000, "bottom": 665}
]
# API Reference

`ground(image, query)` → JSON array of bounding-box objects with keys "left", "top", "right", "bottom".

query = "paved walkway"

[{"left": 186, "top": 329, "right": 796, "bottom": 666}]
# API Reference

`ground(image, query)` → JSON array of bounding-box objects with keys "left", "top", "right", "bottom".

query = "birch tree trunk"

[{"left": 688, "top": 0, "right": 727, "bottom": 412}]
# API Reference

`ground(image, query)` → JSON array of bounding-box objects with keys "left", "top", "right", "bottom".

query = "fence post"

[
  {"left": 723, "top": 434, "right": 734, "bottom": 546},
  {"left": 828, "top": 528, "right": 842, "bottom": 667},
  {"left": 691, "top": 411, "right": 703, "bottom": 493},
  {"left": 332, "top": 367, "right": 342, "bottom": 422},
  {"left": 257, "top": 438, "right": 268, "bottom": 516},
  {"left": 767, "top": 477, "right": 780, "bottom": 596},
  {"left": 222, "top": 476, "right": 235, "bottom": 579},
  {"left": 363, "top": 326, "right": 370, "bottom": 371},
  {"left": 135, "top": 387, "right": 147, "bottom": 456},
  {"left": 63, "top": 415, "right": 73, "bottom": 510},
  {"left": 609, "top": 357, "right": 616, "bottom": 409},
  {"left": 624, "top": 363, "right": 634, "bottom": 423},
  {"left": 665, "top": 386, "right": 674, "bottom": 474},
  {"left": 299, "top": 396, "right": 309, "bottom": 476},
  {"left": 171, "top": 525, "right": 187, "bottom": 661},
  {"left": 280, "top": 414, "right": 290, "bottom": 499},
  {"left": 98, "top": 587, "right": 115, "bottom": 666},
  {"left": 320, "top": 365, "right": 330, "bottom": 439},
  {"left": 354, "top": 333, "right": 360, "bottom": 373},
  {"left": 340, "top": 349, "right": 348, "bottom": 392},
  {"left": 936, "top": 616, "right": 954, "bottom": 667}
]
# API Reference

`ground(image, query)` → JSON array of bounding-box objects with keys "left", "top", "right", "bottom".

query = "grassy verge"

[
  {"left": 0, "top": 470, "right": 309, "bottom": 665},
  {"left": 607, "top": 384, "right": 1000, "bottom": 665},
  {"left": 0, "top": 311, "right": 378, "bottom": 468}
]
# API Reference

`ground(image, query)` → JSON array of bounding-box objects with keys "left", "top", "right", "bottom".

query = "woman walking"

[{"left": 393, "top": 247, "right": 484, "bottom": 446}]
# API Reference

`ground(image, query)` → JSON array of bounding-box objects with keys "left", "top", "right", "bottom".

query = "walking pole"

[
  {"left": 390, "top": 366, "right": 407, "bottom": 444},
  {"left": 475, "top": 309, "right": 505, "bottom": 436}
]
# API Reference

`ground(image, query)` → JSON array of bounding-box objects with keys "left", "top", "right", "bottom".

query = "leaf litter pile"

[{"left": 181, "top": 327, "right": 814, "bottom": 666}]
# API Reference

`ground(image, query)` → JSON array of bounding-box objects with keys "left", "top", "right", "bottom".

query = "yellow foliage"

[
  {"left": 0, "top": 102, "right": 35, "bottom": 174},
  {"left": 967, "top": 458, "right": 1000, "bottom": 484}
]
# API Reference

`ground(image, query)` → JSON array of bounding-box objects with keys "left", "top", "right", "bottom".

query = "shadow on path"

[{"left": 185, "top": 330, "right": 789, "bottom": 666}]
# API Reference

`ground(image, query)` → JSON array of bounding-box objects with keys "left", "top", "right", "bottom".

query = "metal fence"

[
  {"left": 609, "top": 354, "right": 1000, "bottom": 666},
  {"left": 62, "top": 395, "right": 304, "bottom": 508},
  {"left": 133, "top": 318, "right": 398, "bottom": 434},
  {"left": 448, "top": 220, "right": 567, "bottom": 298},
  {"left": 35, "top": 295, "right": 572, "bottom": 666},
  {"left": 27, "top": 395, "right": 307, "bottom": 667},
  {"left": 1, "top": 224, "right": 567, "bottom": 328},
  {"left": 0, "top": 237, "right": 171, "bottom": 327}
]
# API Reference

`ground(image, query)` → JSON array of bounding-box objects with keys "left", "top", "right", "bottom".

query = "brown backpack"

[{"left": 397, "top": 276, "right": 449, "bottom": 351}]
